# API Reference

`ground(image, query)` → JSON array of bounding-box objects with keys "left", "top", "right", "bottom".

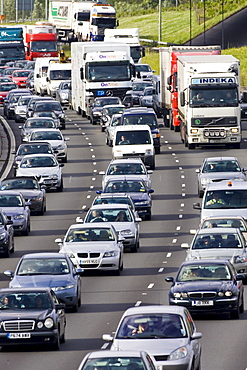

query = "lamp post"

[
  {"left": 189, "top": 0, "right": 192, "bottom": 45},
  {"left": 158, "top": 0, "right": 162, "bottom": 42},
  {"left": 203, "top": 0, "right": 206, "bottom": 45},
  {"left": 221, "top": 0, "right": 224, "bottom": 49}
]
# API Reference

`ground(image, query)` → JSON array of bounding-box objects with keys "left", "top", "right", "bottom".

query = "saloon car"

[
  {"left": 19, "top": 117, "right": 58, "bottom": 142},
  {"left": 12, "top": 142, "right": 55, "bottom": 171}
]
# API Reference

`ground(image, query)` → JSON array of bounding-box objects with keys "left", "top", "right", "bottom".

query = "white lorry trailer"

[
  {"left": 71, "top": 42, "right": 134, "bottom": 117},
  {"left": 177, "top": 55, "right": 241, "bottom": 149},
  {"left": 49, "top": 0, "right": 117, "bottom": 42},
  {"left": 104, "top": 28, "right": 145, "bottom": 63}
]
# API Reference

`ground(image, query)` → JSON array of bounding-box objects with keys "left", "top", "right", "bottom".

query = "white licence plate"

[
  {"left": 7, "top": 333, "right": 31, "bottom": 339},
  {"left": 80, "top": 259, "right": 98, "bottom": 264},
  {"left": 208, "top": 139, "right": 224, "bottom": 143},
  {"left": 192, "top": 300, "right": 214, "bottom": 306}
]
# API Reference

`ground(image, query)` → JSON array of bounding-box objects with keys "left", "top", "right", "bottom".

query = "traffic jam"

[{"left": 0, "top": 14, "right": 246, "bottom": 370}]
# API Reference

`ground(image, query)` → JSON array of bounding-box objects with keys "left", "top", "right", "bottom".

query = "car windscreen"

[
  {"left": 204, "top": 190, "right": 247, "bottom": 209},
  {"left": 17, "top": 258, "right": 70, "bottom": 275},
  {"left": 0, "top": 292, "right": 52, "bottom": 309},
  {"left": 104, "top": 180, "right": 146, "bottom": 193},
  {"left": 192, "top": 233, "right": 241, "bottom": 249},
  {"left": 177, "top": 264, "right": 231, "bottom": 281},
  {"left": 1, "top": 178, "right": 38, "bottom": 190},
  {"left": 85, "top": 208, "right": 132, "bottom": 222},
  {"left": 107, "top": 163, "right": 146, "bottom": 175},
  {"left": 122, "top": 114, "right": 157, "bottom": 128},
  {"left": 65, "top": 228, "right": 114, "bottom": 242}
]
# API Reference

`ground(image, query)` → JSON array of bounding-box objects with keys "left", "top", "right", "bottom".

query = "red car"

[
  {"left": 11, "top": 69, "right": 31, "bottom": 88},
  {"left": 0, "top": 82, "right": 17, "bottom": 105}
]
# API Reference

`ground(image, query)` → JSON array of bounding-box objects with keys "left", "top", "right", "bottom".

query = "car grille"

[
  {"left": 77, "top": 252, "right": 100, "bottom": 258},
  {"left": 153, "top": 355, "right": 169, "bottom": 361},
  {"left": 122, "top": 153, "right": 144, "bottom": 159},
  {"left": 188, "top": 291, "right": 217, "bottom": 299},
  {"left": 3, "top": 320, "right": 35, "bottom": 331},
  {"left": 79, "top": 263, "right": 99, "bottom": 268}
]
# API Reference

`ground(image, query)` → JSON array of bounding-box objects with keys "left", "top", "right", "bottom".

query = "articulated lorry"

[
  {"left": 159, "top": 45, "right": 221, "bottom": 131},
  {"left": 71, "top": 42, "right": 134, "bottom": 117},
  {"left": 177, "top": 54, "right": 241, "bottom": 149},
  {"left": 104, "top": 28, "right": 145, "bottom": 63},
  {"left": 23, "top": 23, "right": 58, "bottom": 60},
  {"left": 0, "top": 27, "right": 25, "bottom": 66},
  {"left": 49, "top": 0, "right": 117, "bottom": 42}
]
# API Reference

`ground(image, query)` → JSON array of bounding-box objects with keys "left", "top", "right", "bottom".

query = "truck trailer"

[
  {"left": 49, "top": 0, "right": 117, "bottom": 42},
  {"left": 177, "top": 54, "right": 241, "bottom": 149},
  {"left": 71, "top": 42, "right": 134, "bottom": 117},
  {"left": 0, "top": 27, "right": 25, "bottom": 66},
  {"left": 159, "top": 45, "right": 221, "bottom": 131}
]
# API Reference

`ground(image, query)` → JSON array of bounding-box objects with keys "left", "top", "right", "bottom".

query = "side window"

[{"left": 50, "top": 290, "right": 59, "bottom": 304}]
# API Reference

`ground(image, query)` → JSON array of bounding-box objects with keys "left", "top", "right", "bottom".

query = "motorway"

[{"left": 0, "top": 107, "right": 246, "bottom": 370}]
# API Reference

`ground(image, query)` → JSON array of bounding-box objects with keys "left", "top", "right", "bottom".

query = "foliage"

[
  {"left": 4, "top": 0, "right": 16, "bottom": 21},
  {"left": 32, "top": 0, "right": 45, "bottom": 20}
]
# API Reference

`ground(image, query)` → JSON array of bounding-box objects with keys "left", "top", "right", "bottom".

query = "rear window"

[{"left": 115, "top": 130, "right": 151, "bottom": 145}]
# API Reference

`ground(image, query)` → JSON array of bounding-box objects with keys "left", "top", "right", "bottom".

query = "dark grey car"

[{"left": 55, "top": 80, "right": 71, "bottom": 106}]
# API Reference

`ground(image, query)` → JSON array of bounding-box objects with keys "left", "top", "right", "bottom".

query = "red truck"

[
  {"left": 23, "top": 23, "right": 58, "bottom": 61},
  {"left": 159, "top": 46, "right": 221, "bottom": 131}
]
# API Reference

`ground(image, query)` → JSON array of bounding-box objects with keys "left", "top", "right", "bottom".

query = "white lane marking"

[
  {"left": 85, "top": 137, "right": 89, "bottom": 140},
  {"left": 172, "top": 153, "right": 176, "bottom": 156},
  {"left": 101, "top": 343, "right": 109, "bottom": 349},
  {"left": 82, "top": 205, "right": 87, "bottom": 209},
  {"left": 78, "top": 127, "right": 81, "bottom": 130},
  {"left": 175, "top": 159, "right": 179, "bottom": 162},
  {"left": 135, "top": 301, "right": 142, "bottom": 306},
  {"left": 74, "top": 123, "right": 78, "bottom": 126},
  {"left": 90, "top": 148, "right": 94, "bottom": 151},
  {"left": 182, "top": 193, "right": 186, "bottom": 196},
  {"left": 172, "top": 239, "right": 177, "bottom": 243},
  {"left": 69, "top": 176, "right": 72, "bottom": 183},
  {"left": 166, "top": 253, "right": 172, "bottom": 257},
  {"left": 148, "top": 283, "right": 154, "bottom": 289},
  {"left": 179, "top": 167, "right": 183, "bottom": 170},
  {"left": 92, "top": 155, "right": 95, "bottom": 158},
  {"left": 163, "top": 261, "right": 168, "bottom": 264},
  {"left": 165, "top": 140, "right": 168, "bottom": 143},
  {"left": 182, "top": 184, "right": 185, "bottom": 187},
  {"left": 93, "top": 162, "right": 97, "bottom": 165},
  {"left": 158, "top": 268, "right": 164, "bottom": 273},
  {"left": 181, "top": 175, "right": 185, "bottom": 178},
  {"left": 87, "top": 195, "right": 91, "bottom": 199},
  {"left": 94, "top": 169, "right": 97, "bottom": 172},
  {"left": 176, "top": 226, "right": 181, "bottom": 231},
  {"left": 142, "top": 292, "right": 147, "bottom": 295},
  {"left": 90, "top": 186, "right": 94, "bottom": 189},
  {"left": 179, "top": 214, "right": 183, "bottom": 218},
  {"left": 168, "top": 146, "right": 172, "bottom": 150},
  {"left": 92, "top": 178, "right": 96, "bottom": 181},
  {"left": 88, "top": 142, "right": 92, "bottom": 146},
  {"left": 82, "top": 132, "right": 85, "bottom": 135},
  {"left": 180, "top": 203, "right": 184, "bottom": 207},
  {"left": 161, "top": 135, "right": 164, "bottom": 138}
]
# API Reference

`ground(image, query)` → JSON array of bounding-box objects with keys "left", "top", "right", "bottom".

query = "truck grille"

[
  {"left": 191, "top": 116, "right": 237, "bottom": 127},
  {"left": 90, "top": 88, "right": 130, "bottom": 100},
  {"left": 3, "top": 320, "right": 35, "bottom": 331}
]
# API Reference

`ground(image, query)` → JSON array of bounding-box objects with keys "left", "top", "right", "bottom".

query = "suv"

[
  {"left": 120, "top": 107, "right": 161, "bottom": 154},
  {"left": 112, "top": 125, "right": 155, "bottom": 170}
]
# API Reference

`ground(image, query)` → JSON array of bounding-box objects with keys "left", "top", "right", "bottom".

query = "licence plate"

[
  {"left": 80, "top": 259, "right": 98, "bottom": 264},
  {"left": 7, "top": 333, "right": 31, "bottom": 339},
  {"left": 208, "top": 139, "right": 224, "bottom": 143},
  {"left": 192, "top": 300, "right": 213, "bottom": 306}
]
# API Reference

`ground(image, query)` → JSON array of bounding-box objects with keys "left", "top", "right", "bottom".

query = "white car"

[
  {"left": 55, "top": 223, "right": 124, "bottom": 274},
  {"left": 28, "top": 128, "right": 69, "bottom": 163},
  {"left": 16, "top": 154, "right": 64, "bottom": 192},
  {"left": 83, "top": 204, "right": 141, "bottom": 252},
  {"left": 135, "top": 64, "right": 155, "bottom": 80},
  {"left": 99, "top": 158, "right": 152, "bottom": 189},
  {"left": 105, "top": 113, "right": 122, "bottom": 147}
]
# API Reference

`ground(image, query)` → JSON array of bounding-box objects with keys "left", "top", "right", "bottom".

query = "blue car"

[{"left": 4, "top": 252, "right": 82, "bottom": 312}]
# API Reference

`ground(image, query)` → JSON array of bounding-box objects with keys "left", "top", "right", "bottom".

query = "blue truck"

[{"left": 0, "top": 28, "right": 25, "bottom": 66}]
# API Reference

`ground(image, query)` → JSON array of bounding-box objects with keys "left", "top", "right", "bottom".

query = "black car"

[
  {"left": 26, "top": 96, "right": 54, "bottom": 118},
  {"left": 55, "top": 80, "right": 71, "bottom": 106},
  {"left": 97, "top": 176, "right": 154, "bottom": 220},
  {"left": 28, "top": 100, "right": 67, "bottom": 129},
  {"left": 129, "top": 80, "right": 154, "bottom": 105},
  {"left": 165, "top": 259, "right": 244, "bottom": 319},
  {"left": 89, "top": 97, "right": 122, "bottom": 125},
  {"left": 0, "top": 209, "right": 14, "bottom": 257},
  {"left": 0, "top": 287, "right": 66, "bottom": 350},
  {"left": 0, "top": 177, "right": 46, "bottom": 215}
]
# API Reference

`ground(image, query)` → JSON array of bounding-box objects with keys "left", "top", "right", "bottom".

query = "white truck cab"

[
  {"left": 46, "top": 61, "right": 72, "bottom": 97},
  {"left": 34, "top": 57, "right": 58, "bottom": 95}
]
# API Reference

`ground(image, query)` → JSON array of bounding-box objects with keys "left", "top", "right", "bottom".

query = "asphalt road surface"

[{"left": 0, "top": 107, "right": 247, "bottom": 370}]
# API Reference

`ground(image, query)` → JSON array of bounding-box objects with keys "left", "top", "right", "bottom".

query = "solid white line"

[{"left": 147, "top": 283, "right": 154, "bottom": 289}]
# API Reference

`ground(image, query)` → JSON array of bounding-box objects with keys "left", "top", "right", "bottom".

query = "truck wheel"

[
  {"left": 169, "top": 112, "right": 174, "bottom": 130},
  {"left": 150, "top": 160, "right": 155, "bottom": 170},
  {"left": 174, "top": 125, "right": 180, "bottom": 132},
  {"left": 155, "top": 146, "right": 161, "bottom": 154},
  {"left": 81, "top": 110, "right": 86, "bottom": 117},
  {"left": 188, "top": 143, "right": 195, "bottom": 150}
]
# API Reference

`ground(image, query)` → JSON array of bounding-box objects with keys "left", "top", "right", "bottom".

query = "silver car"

[
  {"left": 19, "top": 117, "right": 58, "bottom": 142},
  {"left": 84, "top": 204, "right": 141, "bottom": 252},
  {"left": 139, "top": 86, "right": 154, "bottom": 108},
  {"left": 55, "top": 223, "right": 124, "bottom": 274},
  {"left": 105, "top": 113, "right": 123, "bottom": 147},
  {"left": 14, "top": 94, "right": 32, "bottom": 123},
  {"left": 99, "top": 158, "right": 153, "bottom": 189},
  {"left": 102, "top": 305, "right": 202, "bottom": 370},
  {"left": 100, "top": 104, "right": 125, "bottom": 132},
  {"left": 196, "top": 156, "right": 246, "bottom": 197},
  {"left": 181, "top": 227, "right": 247, "bottom": 280}
]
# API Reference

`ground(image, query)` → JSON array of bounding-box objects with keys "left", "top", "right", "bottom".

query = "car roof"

[
  {"left": 95, "top": 193, "right": 132, "bottom": 199},
  {"left": 204, "top": 157, "right": 238, "bottom": 162},
  {"left": 123, "top": 108, "right": 155, "bottom": 115},
  {"left": 0, "top": 190, "right": 23, "bottom": 196},
  {"left": 206, "top": 180, "right": 247, "bottom": 191},
  {"left": 202, "top": 215, "right": 246, "bottom": 221},
  {"left": 18, "top": 142, "right": 52, "bottom": 147},
  {"left": 103, "top": 104, "right": 125, "bottom": 109},
  {"left": 19, "top": 153, "right": 55, "bottom": 159},
  {"left": 180, "top": 259, "right": 231, "bottom": 267},
  {"left": 89, "top": 204, "right": 130, "bottom": 210},
  {"left": 106, "top": 175, "right": 146, "bottom": 182},
  {"left": 2, "top": 176, "right": 38, "bottom": 182},
  {"left": 22, "top": 252, "right": 68, "bottom": 259},
  {"left": 26, "top": 117, "right": 55, "bottom": 122},
  {"left": 196, "top": 227, "right": 241, "bottom": 235},
  {"left": 85, "top": 350, "right": 147, "bottom": 358},
  {"left": 109, "top": 158, "right": 144, "bottom": 165},
  {"left": 0, "top": 287, "right": 52, "bottom": 294},
  {"left": 121, "top": 305, "right": 188, "bottom": 317},
  {"left": 114, "top": 124, "right": 151, "bottom": 132},
  {"left": 68, "top": 222, "right": 115, "bottom": 230}
]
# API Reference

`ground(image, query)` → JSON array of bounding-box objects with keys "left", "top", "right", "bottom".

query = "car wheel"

[
  {"left": 71, "top": 301, "right": 78, "bottom": 313},
  {"left": 57, "top": 178, "right": 64, "bottom": 192},
  {"left": 62, "top": 155, "right": 67, "bottom": 163},
  {"left": 145, "top": 212, "right": 152, "bottom": 221},
  {"left": 3, "top": 247, "right": 10, "bottom": 258},
  {"left": 10, "top": 238, "right": 14, "bottom": 253},
  {"left": 60, "top": 329, "right": 65, "bottom": 344},
  {"left": 188, "top": 143, "right": 195, "bottom": 150},
  {"left": 198, "top": 189, "right": 204, "bottom": 198},
  {"left": 21, "top": 222, "right": 30, "bottom": 236},
  {"left": 230, "top": 302, "right": 240, "bottom": 319},
  {"left": 78, "top": 296, "right": 81, "bottom": 308},
  {"left": 101, "top": 126, "right": 105, "bottom": 132},
  {"left": 240, "top": 295, "right": 244, "bottom": 313},
  {"left": 150, "top": 161, "right": 155, "bottom": 170},
  {"left": 155, "top": 146, "right": 161, "bottom": 154},
  {"left": 194, "top": 359, "right": 201, "bottom": 370},
  {"left": 131, "top": 243, "right": 138, "bottom": 253},
  {"left": 174, "top": 125, "right": 180, "bottom": 132},
  {"left": 51, "top": 332, "right": 61, "bottom": 350}
]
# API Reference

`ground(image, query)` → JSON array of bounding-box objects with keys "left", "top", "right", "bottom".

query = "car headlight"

[
  {"left": 53, "top": 284, "right": 75, "bottom": 291},
  {"left": 51, "top": 175, "right": 58, "bottom": 179},
  {"left": 173, "top": 292, "right": 188, "bottom": 298},
  {"left": 145, "top": 149, "right": 153, "bottom": 155},
  {"left": 37, "top": 321, "right": 44, "bottom": 328},
  {"left": 103, "top": 250, "right": 118, "bottom": 257},
  {"left": 201, "top": 178, "right": 212, "bottom": 186},
  {"left": 234, "top": 255, "right": 246, "bottom": 264},
  {"left": 93, "top": 111, "right": 102, "bottom": 116},
  {"left": 13, "top": 214, "right": 25, "bottom": 219},
  {"left": 225, "top": 291, "right": 233, "bottom": 297},
  {"left": 31, "top": 196, "right": 43, "bottom": 202},
  {"left": 120, "top": 229, "right": 133, "bottom": 236},
  {"left": 168, "top": 346, "right": 188, "bottom": 361},
  {"left": 0, "top": 232, "right": 6, "bottom": 240},
  {"left": 44, "top": 317, "right": 54, "bottom": 329},
  {"left": 56, "top": 144, "right": 65, "bottom": 150},
  {"left": 60, "top": 93, "right": 68, "bottom": 99},
  {"left": 134, "top": 201, "right": 150, "bottom": 205}
]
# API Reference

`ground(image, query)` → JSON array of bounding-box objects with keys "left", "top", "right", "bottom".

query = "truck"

[
  {"left": 177, "top": 54, "right": 241, "bottom": 149},
  {"left": 22, "top": 22, "right": 58, "bottom": 61},
  {"left": 104, "top": 28, "right": 145, "bottom": 63},
  {"left": 71, "top": 42, "right": 134, "bottom": 117},
  {"left": 49, "top": 0, "right": 117, "bottom": 42},
  {"left": 0, "top": 27, "right": 25, "bottom": 66},
  {"left": 159, "top": 45, "right": 221, "bottom": 131}
]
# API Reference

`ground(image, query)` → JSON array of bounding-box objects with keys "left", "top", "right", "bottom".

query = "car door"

[
  {"left": 184, "top": 309, "right": 201, "bottom": 366},
  {"left": 50, "top": 290, "right": 66, "bottom": 336}
]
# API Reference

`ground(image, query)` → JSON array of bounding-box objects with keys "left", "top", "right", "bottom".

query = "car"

[
  {"left": 16, "top": 154, "right": 64, "bottom": 192},
  {"left": 0, "top": 76, "right": 12, "bottom": 83},
  {"left": 28, "top": 100, "right": 67, "bottom": 129},
  {"left": 120, "top": 108, "right": 162, "bottom": 154},
  {"left": 55, "top": 80, "right": 71, "bottom": 106},
  {"left": 28, "top": 128, "right": 69, "bottom": 163},
  {"left": 11, "top": 69, "right": 31, "bottom": 88},
  {"left": 4, "top": 89, "right": 33, "bottom": 119},
  {"left": 0, "top": 287, "right": 66, "bottom": 350},
  {"left": 99, "top": 159, "right": 153, "bottom": 189},
  {"left": 102, "top": 305, "right": 202, "bottom": 370},
  {"left": 83, "top": 204, "right": 141, "bottom": 252},
  {"left": 100, "top": 104, "right": 125, "bottom": 132},
  {"left": 2, "top": 67, "right": 21, "bottom": 77},
  {"left": 0, "top": 209, "right": 14, "bottom": 257},
  {"left": 25, "top": 70, "right": 34, "bottom": 91},
  {"left": 165, "top": 259, "right": 244, "bottom": 319},
  {"left": 55, "top": 223, "right": 124, "bottom": 274},
  {"left": 31, "top": 110, "right": 61, "bottom": 127},
  {"left": 181, "top": 227, "right": 247, "bottom": 280},
  {"left": 129, "top": 80, "right": 154, "bottom": 105},
  {"left": 92, "top": 194, "right": 136, "bottom": 212},
  {"left": 0, "top": 176, "right": 46, "bottom": 215},
  {"left": 0, "top": 82, "right": 17, "bottom": 105},
  {"left": 98, "top": 176, "right": 154, "bottom": 220},
  {"left": 0, "top": 191, "right": 31, "bottom": 235},
  {"left": 4, "top": 252, "right": 82, "bottom": 311},
  {"left": 195, "top": 156, "right": 247, "bottom": 198},
  {"left": 26, "top": 96, "right": 55, "bottom": 118},
  {"left": 14, "top": 94, "right": 33, "bottom": 123},
  {"left": 135, "top": 64, "right": 155, "bottom": 80},
  {"left": 19, "top": 117, "right": 59, "bottom": 142},
  {"left": 139, "top": 86, "right": 155, "bottom": 108},
  {"left": 105, "top": 113, "right": 123, "bottom": 146},
  {"left": 77, "top": 350, "right": 157, "bottom": 370},
  {"left": 89, "top": 97, "right": 122, "bottom": 125},
  {"left": 12, "top": 142, "right": 56, "bottom": 171}
]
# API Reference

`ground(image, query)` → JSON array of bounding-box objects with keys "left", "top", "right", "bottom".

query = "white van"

[
  {"left": 46, "top": 61, "right": 71, "bottom": 97},
  {"left": 194, "top": 180, "right": 247, "bottom": 222},
  {"left": 112, "top": 125, "right": 155, "bottom": 170},
  {"left": 34, "top": 57, "right": 58, "bottom": 96}
]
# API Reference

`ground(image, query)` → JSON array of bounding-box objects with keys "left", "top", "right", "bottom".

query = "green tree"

[
  {"left": 32, "top": 0, "right": 45, "bottom": 20},
  {"left": 4, "top": 0, "right": 16, "bottom": 21}
]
